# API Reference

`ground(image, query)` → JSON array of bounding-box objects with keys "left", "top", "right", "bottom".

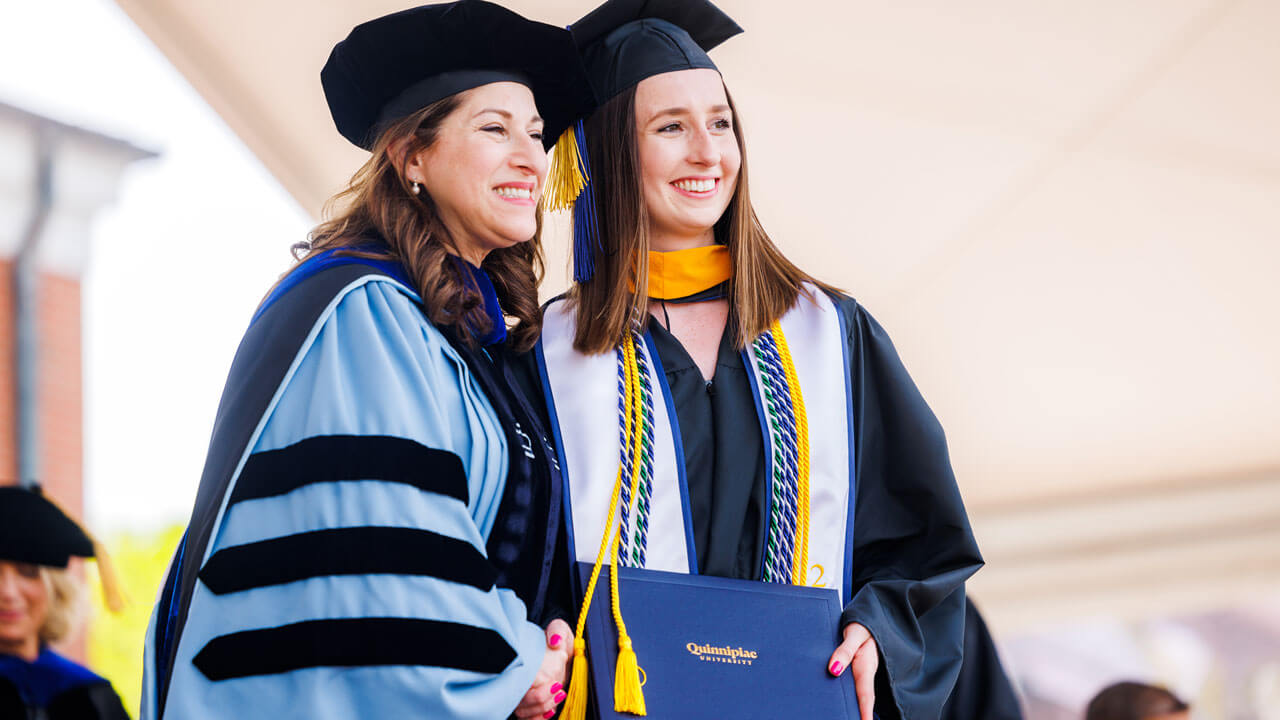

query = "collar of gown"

[{"left": 647, "top": 245, "right": 731, "bottom": 301}]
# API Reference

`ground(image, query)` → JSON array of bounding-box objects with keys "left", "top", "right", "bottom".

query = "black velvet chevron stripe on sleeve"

[
  {"left": 192, "top": 617, "right": 517, "bottom": 681},
  {"left": 227, "top": 435, "right": 469, "bottom": 506},
  {"left": 198, "top": 526, "right": 496, "bottom": 594}
]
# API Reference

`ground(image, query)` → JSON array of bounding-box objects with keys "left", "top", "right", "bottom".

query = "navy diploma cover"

[{"left": 577, "top": 564, "right": 860, "bottom": 719}]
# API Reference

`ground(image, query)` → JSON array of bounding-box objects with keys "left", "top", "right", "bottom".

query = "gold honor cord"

[
  {"left": 563, "top": 334, "right": 649, "bottom": 720},
  {"left": 771, "top": 319, "right": 812, "bottom": 586}
]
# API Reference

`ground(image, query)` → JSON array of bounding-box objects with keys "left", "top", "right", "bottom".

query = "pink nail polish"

[
  {"left": 830, "top": 661, "right": 843, "bottom": 675},
  {"left": 550, "top": 633, "right": 562, "bottom": 648},
  {"left": 543, "top": 710, "right": 555, "bottom": 719},
  {"left": 555, "top": 691, "right": 567, "bottom": 703},
  {"left": 550, "top": 682, "right": 562, "bottom": 694}
]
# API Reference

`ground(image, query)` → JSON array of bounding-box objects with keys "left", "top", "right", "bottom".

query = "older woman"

[
  {"left": 533, "top": 1, "right": 984, "bottom": 719},
  {"left": 0, "top": 486, "right": 130, "bottom": 720},
  {"left": 141, "top": 3, "right": 593, "bottom": 719}
]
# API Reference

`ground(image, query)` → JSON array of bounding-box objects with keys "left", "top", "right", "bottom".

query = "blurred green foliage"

[{"left": 85, "top": 524, "right": 184, "bottom": 719}]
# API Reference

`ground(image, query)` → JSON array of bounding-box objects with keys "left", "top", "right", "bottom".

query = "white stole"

[
  {"left": 538, "top": 286, "right": 854, "bottom": 601},
  {"left": 539, "top": 300, "right": 695, "bottom": 573},
  {"left": 743, "top": 287, "right": 853, "bottom": 600}
]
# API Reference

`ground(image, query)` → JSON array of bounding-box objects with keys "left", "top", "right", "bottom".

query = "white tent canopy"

[{"left": 112, "top": 0, "right": 1280, "bottom": 631}]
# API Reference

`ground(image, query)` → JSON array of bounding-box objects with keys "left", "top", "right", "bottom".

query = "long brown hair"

[
  {"left": 568, "top": 84, "right": 832, "bottom": 355},
  {"left": 301, "top": 94, "right": 545, "bottom": 351}
]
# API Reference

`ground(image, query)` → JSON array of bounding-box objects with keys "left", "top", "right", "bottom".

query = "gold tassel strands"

[{"left": 544, "top": 124, "right": 588, "bottom": 213}]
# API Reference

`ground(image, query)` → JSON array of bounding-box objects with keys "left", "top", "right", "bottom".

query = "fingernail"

[
  {"left": 555, "top": 691, "right": 567, "bottom": 703},
  {"left": 550, "top": 682, "right": 562, "bottom": 694},
  {"left": 550, "top": 634, "right": 562, "bottom": 648},
  {"left": 830, "top": 661, "right": 843, "bottom": 675},
  {"left": 543, "top": 711, "right": 555, "bottom": 719}
]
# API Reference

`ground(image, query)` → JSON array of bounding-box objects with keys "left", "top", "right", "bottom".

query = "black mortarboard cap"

[
  {"left": 0, "top": 486, "right": 95, "bottom": 568},
  {"left": 570, "top": 0, "right": 743, "bottom": 102},
  {"left": 322, "top": 0, "right": 596, "bottom": 150},
  {"left": 547, "top": 0, "right": 742, "bottom": 282}
]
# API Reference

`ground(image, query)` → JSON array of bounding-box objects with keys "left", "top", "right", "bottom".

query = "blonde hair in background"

[{"left": 38, "top": 566, "right": 83, "bottom": 645}]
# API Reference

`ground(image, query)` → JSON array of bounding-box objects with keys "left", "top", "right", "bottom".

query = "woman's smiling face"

[
  {"left": 0, "top": 560, "right": 48, "bottom": 659},
  {"left": 634, "top": 68, "right": 741, "bottom": 250},
  {"left": 407, "top": 81, "right": 548, "bottom": 264}
]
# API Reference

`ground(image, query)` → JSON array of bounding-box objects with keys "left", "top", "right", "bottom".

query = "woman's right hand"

[{"left": 514, "top": 619, "right": 573, "bottom": 719}]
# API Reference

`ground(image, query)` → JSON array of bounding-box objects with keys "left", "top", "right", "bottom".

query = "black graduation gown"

[
  {"left": 0, "top": 650, "right": 131, "bottom": 720},
  {"left": 941, "top": 600, "right": 1024, "bottom": 720},
  {"left": 519, "top": 291, "right": 984, "bottom": 720}
]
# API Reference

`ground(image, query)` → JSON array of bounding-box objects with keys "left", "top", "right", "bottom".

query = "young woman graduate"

[
  {"left": 0, "top": 486, "right": 130, "bottom": 720},
  {"left": 530, "top": 1, "right": 984, "bottom": 718},
  {"left": 140, "top": 3, "right": 594, "bottom": 719}
]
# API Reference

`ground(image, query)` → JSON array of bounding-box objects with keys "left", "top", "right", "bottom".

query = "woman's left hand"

[
  {"left": 827, "top": 622, "right": 877, "bottom": 720},
  {"left": 514, "top": 618, "right": 573, "bottom": 719}
]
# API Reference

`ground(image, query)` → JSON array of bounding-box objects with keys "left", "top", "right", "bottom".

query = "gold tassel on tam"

[
  {"left": 91, "top": 539, "right": 128, "bottom": 613},
  {"left": 42, "top": 490, "right": 128, "bottom": 613},
  {"left": 544, "top": 124, "right": 588, "bottom": 213}
]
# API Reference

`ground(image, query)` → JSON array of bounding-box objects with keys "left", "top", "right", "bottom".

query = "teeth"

[
  {"left": 495, "top": 186, "right": 533, "bottom": 200},
  {"left": 674, "top": 179, "right": 716, "bottom": 193}
]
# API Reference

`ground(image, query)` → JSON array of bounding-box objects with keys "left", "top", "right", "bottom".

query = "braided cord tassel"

[
  {"left": 562, "top": 458, "right": 628, "bottom": 720},
  {"left": 754, "top": 332, "right": 799, "bottom": 583},
  {"left": 617, "top": 345, "right": 635, "bottom": 566},
  {"left": 631, "top": 331, "right": 655, "bottom": 567},
  {"left": 563, "top": 330, "right": 651, "bottom": 719},
  {"left": 611, "top": 333, "right": 648, "bottom": 714},
  {"left": 770, "top": 320, "right": 811, "bottom": 584}
]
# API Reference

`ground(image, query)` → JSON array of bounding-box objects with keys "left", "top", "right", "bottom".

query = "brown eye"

[{"left": 16, "top": 563, "right": 40, "bottom": 579}]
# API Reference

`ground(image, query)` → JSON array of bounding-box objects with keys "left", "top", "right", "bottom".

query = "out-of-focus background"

[{"left": 0, "top": 1, "right": 1276, "bottom": 718}]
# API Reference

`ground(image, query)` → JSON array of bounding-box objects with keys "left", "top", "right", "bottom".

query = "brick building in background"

[{"left": 0, "top": 100, "right": 153, "bottom": 657}]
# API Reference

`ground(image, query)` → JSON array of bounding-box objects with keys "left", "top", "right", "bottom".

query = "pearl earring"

[{"left": 411, "top": 181, "right": 421, "bottom": 195}]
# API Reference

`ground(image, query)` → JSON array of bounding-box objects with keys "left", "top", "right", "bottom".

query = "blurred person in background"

[
  {"left": 530, "top": 1, "right": 982, "bottom": 718},
  {"left": 140, "top": 2, "right": 593, "bottom": 719},
  {"left": 0, "top": 485, "right": 129, "bottom": 720},
  {"left": 1085, "top": 681, "right": 1190, "bottom": 720}
]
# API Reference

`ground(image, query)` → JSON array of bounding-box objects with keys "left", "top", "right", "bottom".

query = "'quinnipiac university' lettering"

[{"left": 685, "top": 643, "right": 758, "bottom": 665}]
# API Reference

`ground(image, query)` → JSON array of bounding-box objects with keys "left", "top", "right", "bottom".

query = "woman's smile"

[
  {"left": 494, "top": 181, "right": 536, "bottom": 206},
  {"left": 670, "top": 176, "right": 720, "bottom": 198}
]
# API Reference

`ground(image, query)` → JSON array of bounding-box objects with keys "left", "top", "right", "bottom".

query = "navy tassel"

[{"left": 571, "top": 118, "right": 602, "bottom": 283}]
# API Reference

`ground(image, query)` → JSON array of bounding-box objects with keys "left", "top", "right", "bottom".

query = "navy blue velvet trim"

[
  {"left": 198, "top": 526, "right": 496, "bottom": 595},
  {"left": 251, "top": 249, "right": 412, "bottom": 326},
  {"left": 456, "top": 258, "right": 507, "bottom": 346},
  {"left": 227, "top": 435, "right": 469, "bottom": 506},
  {"left": 193, "top": 617, "right": 516, "bottom": 681}
]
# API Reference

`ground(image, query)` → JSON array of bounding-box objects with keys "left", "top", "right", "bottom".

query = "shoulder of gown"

[
  {"left": 824, "top": 290, "right": 985, "bottom": 720},
  {"left": 0, "top": 650, "right": 131, "bottom": 720},
  {"left": 144, "top": 274, "right": 544, "bottom": 720}
]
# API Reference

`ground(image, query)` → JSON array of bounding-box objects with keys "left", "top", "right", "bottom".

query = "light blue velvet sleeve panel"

[{"left": 158, "top": 278, "right": 542, "bottom": 720}]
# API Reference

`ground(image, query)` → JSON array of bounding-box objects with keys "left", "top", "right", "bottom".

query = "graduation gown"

[
  {"left": 0, "top": 648, "right": 130, "bottom": 720},
  {"left": 141, "top": 253, "right": 562, "bottom": 720},
  {"left": 941, "top": 600, "right": 1024, "bottom": 720},
  {"left": 528, "top": 288, "right": 983, "bottom": 720}
]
